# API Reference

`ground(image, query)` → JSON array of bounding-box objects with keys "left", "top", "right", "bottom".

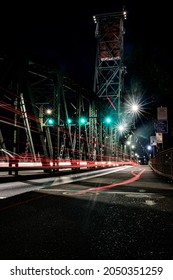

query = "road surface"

[{"left": 0, "top": 165, "right": 173, "bottom": 260}]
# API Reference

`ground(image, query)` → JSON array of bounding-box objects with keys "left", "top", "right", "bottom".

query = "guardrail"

[
  {"left": 0, "top": 159, "right": 137, "bottom": 176},
  {"left": 149, "top": 147, "right": 173, "bottom": 180}
]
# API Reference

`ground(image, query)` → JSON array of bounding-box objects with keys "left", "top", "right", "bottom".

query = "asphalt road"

[{"left": 0, "top": 165, "right": 173, "bottom": 260}]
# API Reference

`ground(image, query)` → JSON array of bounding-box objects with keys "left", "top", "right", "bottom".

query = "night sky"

[
  {"left": 1, "top": 0, "right": 173, "bottom": 150},
  {"left": 1, "top": 1, "right": 172, "bottom": 89}
]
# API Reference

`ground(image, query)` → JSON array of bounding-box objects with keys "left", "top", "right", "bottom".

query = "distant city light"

[
  {"left": 147, "top": 145, "right": 152, "bottom": 150},
  {"left": 93, "top": 16, "right": 97, "bottom": 23},
  {"left": 123, "top": 10, "right": 127, "bottom": 19}
]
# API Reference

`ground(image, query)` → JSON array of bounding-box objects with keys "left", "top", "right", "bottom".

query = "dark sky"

[
  {"left": 1, "top": 0, "right": 173, "bottom": 152},
  {"left": 1, "top": 1, "right": 173, "bottom": 111}
]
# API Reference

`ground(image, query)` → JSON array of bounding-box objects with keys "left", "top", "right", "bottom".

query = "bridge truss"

[
  {"left": 93, "top": 10, "right": 127, "bottom": 160},
  {"left": 0, "top": 10, "right": 130, "bottom": 166}
]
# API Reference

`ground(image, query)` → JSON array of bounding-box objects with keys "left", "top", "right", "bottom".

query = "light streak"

[
  {"left": 106, "top": 96, "right": 116, "bottom": 111},
  {"left": 75, "top": 167, "right": 145, "bottom": 195}
]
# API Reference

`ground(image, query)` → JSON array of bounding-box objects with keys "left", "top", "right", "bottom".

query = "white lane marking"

[
  {"left": 0, "top": 166, "right": 132, "bottom": 198},
  {"left": 125, "top": 193, "right": 151, "bottom": 198},
  {"left": 37, "top": 189, "right": 165, "bottom": 200},
  {"left": 30, "top": 166, "right": 132, "bottom": 185},
  {"left": 145, "top": 200, "right": 156, "bottom": 206}
]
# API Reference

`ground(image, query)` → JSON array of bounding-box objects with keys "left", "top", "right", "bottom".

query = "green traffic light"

[
  {"left": 67, "top": 118, "right": 72, "bottom": 124},
  {"left": 105, "top": 117, "right": 112, "bottom": 124},
  {"left": 79, "top": 117, "right": 87, "bottom": 125},
  {"left": 47, "top": 117, "right": 55, "bottom": 125}
]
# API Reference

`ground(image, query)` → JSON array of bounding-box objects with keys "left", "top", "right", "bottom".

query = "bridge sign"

[{"left": 156, "top": 120, "right": 168, "bottom": 133}]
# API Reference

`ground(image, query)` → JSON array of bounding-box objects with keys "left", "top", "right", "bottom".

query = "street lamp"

[
  {"left": 131, "top": 103, "right": 139, "bottom": 113},
  {"left": 118, "top": 124, "right": 124, "bottom": 132},
  {"left": 147, "top": 145, "right": 152, "bottom": 151},
  {"left": 46, "top": 108, "right": 52, "bottom": 115},
  {"left": 117, "top": 120, "right": 128, "bottom": 135}
]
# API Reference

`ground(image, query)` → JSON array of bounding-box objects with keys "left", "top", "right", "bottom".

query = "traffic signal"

[
  {"left": 104, "top": 116, "right": 112, "bottom": 124},
  {"left": 67, "top": 118, "right": 73, "bottom": 124},
  {"left": 46, "top": 117, "right": 55, "bottom": 126},
  {"left": 79, "top": 117, "right": 87, "bottom": 125}
]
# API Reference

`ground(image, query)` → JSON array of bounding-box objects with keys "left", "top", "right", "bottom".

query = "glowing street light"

[
  {"left": 131, "top": 104, "right": 139, "bottom": 113},
  {"left": 46, "top": 108, "right": 52, "bottom": 115},
  {"left": 117, "top": 121, "right": 128, "bottom": 134},
  {"left": 123, "top": 93, "right": 146, "bottom": 119},
  {"left": 118, "top": 124, "right": 124, "bottom": 132},
  {"left": 147, "top": 145, "right": 152, "bottom": 151}
]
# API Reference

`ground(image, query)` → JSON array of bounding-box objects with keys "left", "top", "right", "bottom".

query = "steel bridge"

[{"left": 0, "top": 10, "right": 134, "bottom": 170}]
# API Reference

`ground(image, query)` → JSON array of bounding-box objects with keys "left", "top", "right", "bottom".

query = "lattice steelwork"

[
  {"left": 93, "top": 10, "right": 127, "bottom": 161},
  {"left": 0, "top": 52, "right": 96, "bottom": 163},
  {"left": 0, "top": 9, "right": 128, "bottom": 166},
  {"left": 93, "top": 10, "right": 127, "bottom": 118}
]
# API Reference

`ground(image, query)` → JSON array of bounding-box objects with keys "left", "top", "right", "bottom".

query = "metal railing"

[
  {"left": 0, "top": 158, "right": 137, "bottom": 176},
  {"left": 149, "top": 147, "right": 173, "bottom": 180}
]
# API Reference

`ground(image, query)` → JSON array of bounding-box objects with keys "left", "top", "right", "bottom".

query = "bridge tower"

[{"left": 93, "top": 9, "right": 127, "bottom": 161}]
